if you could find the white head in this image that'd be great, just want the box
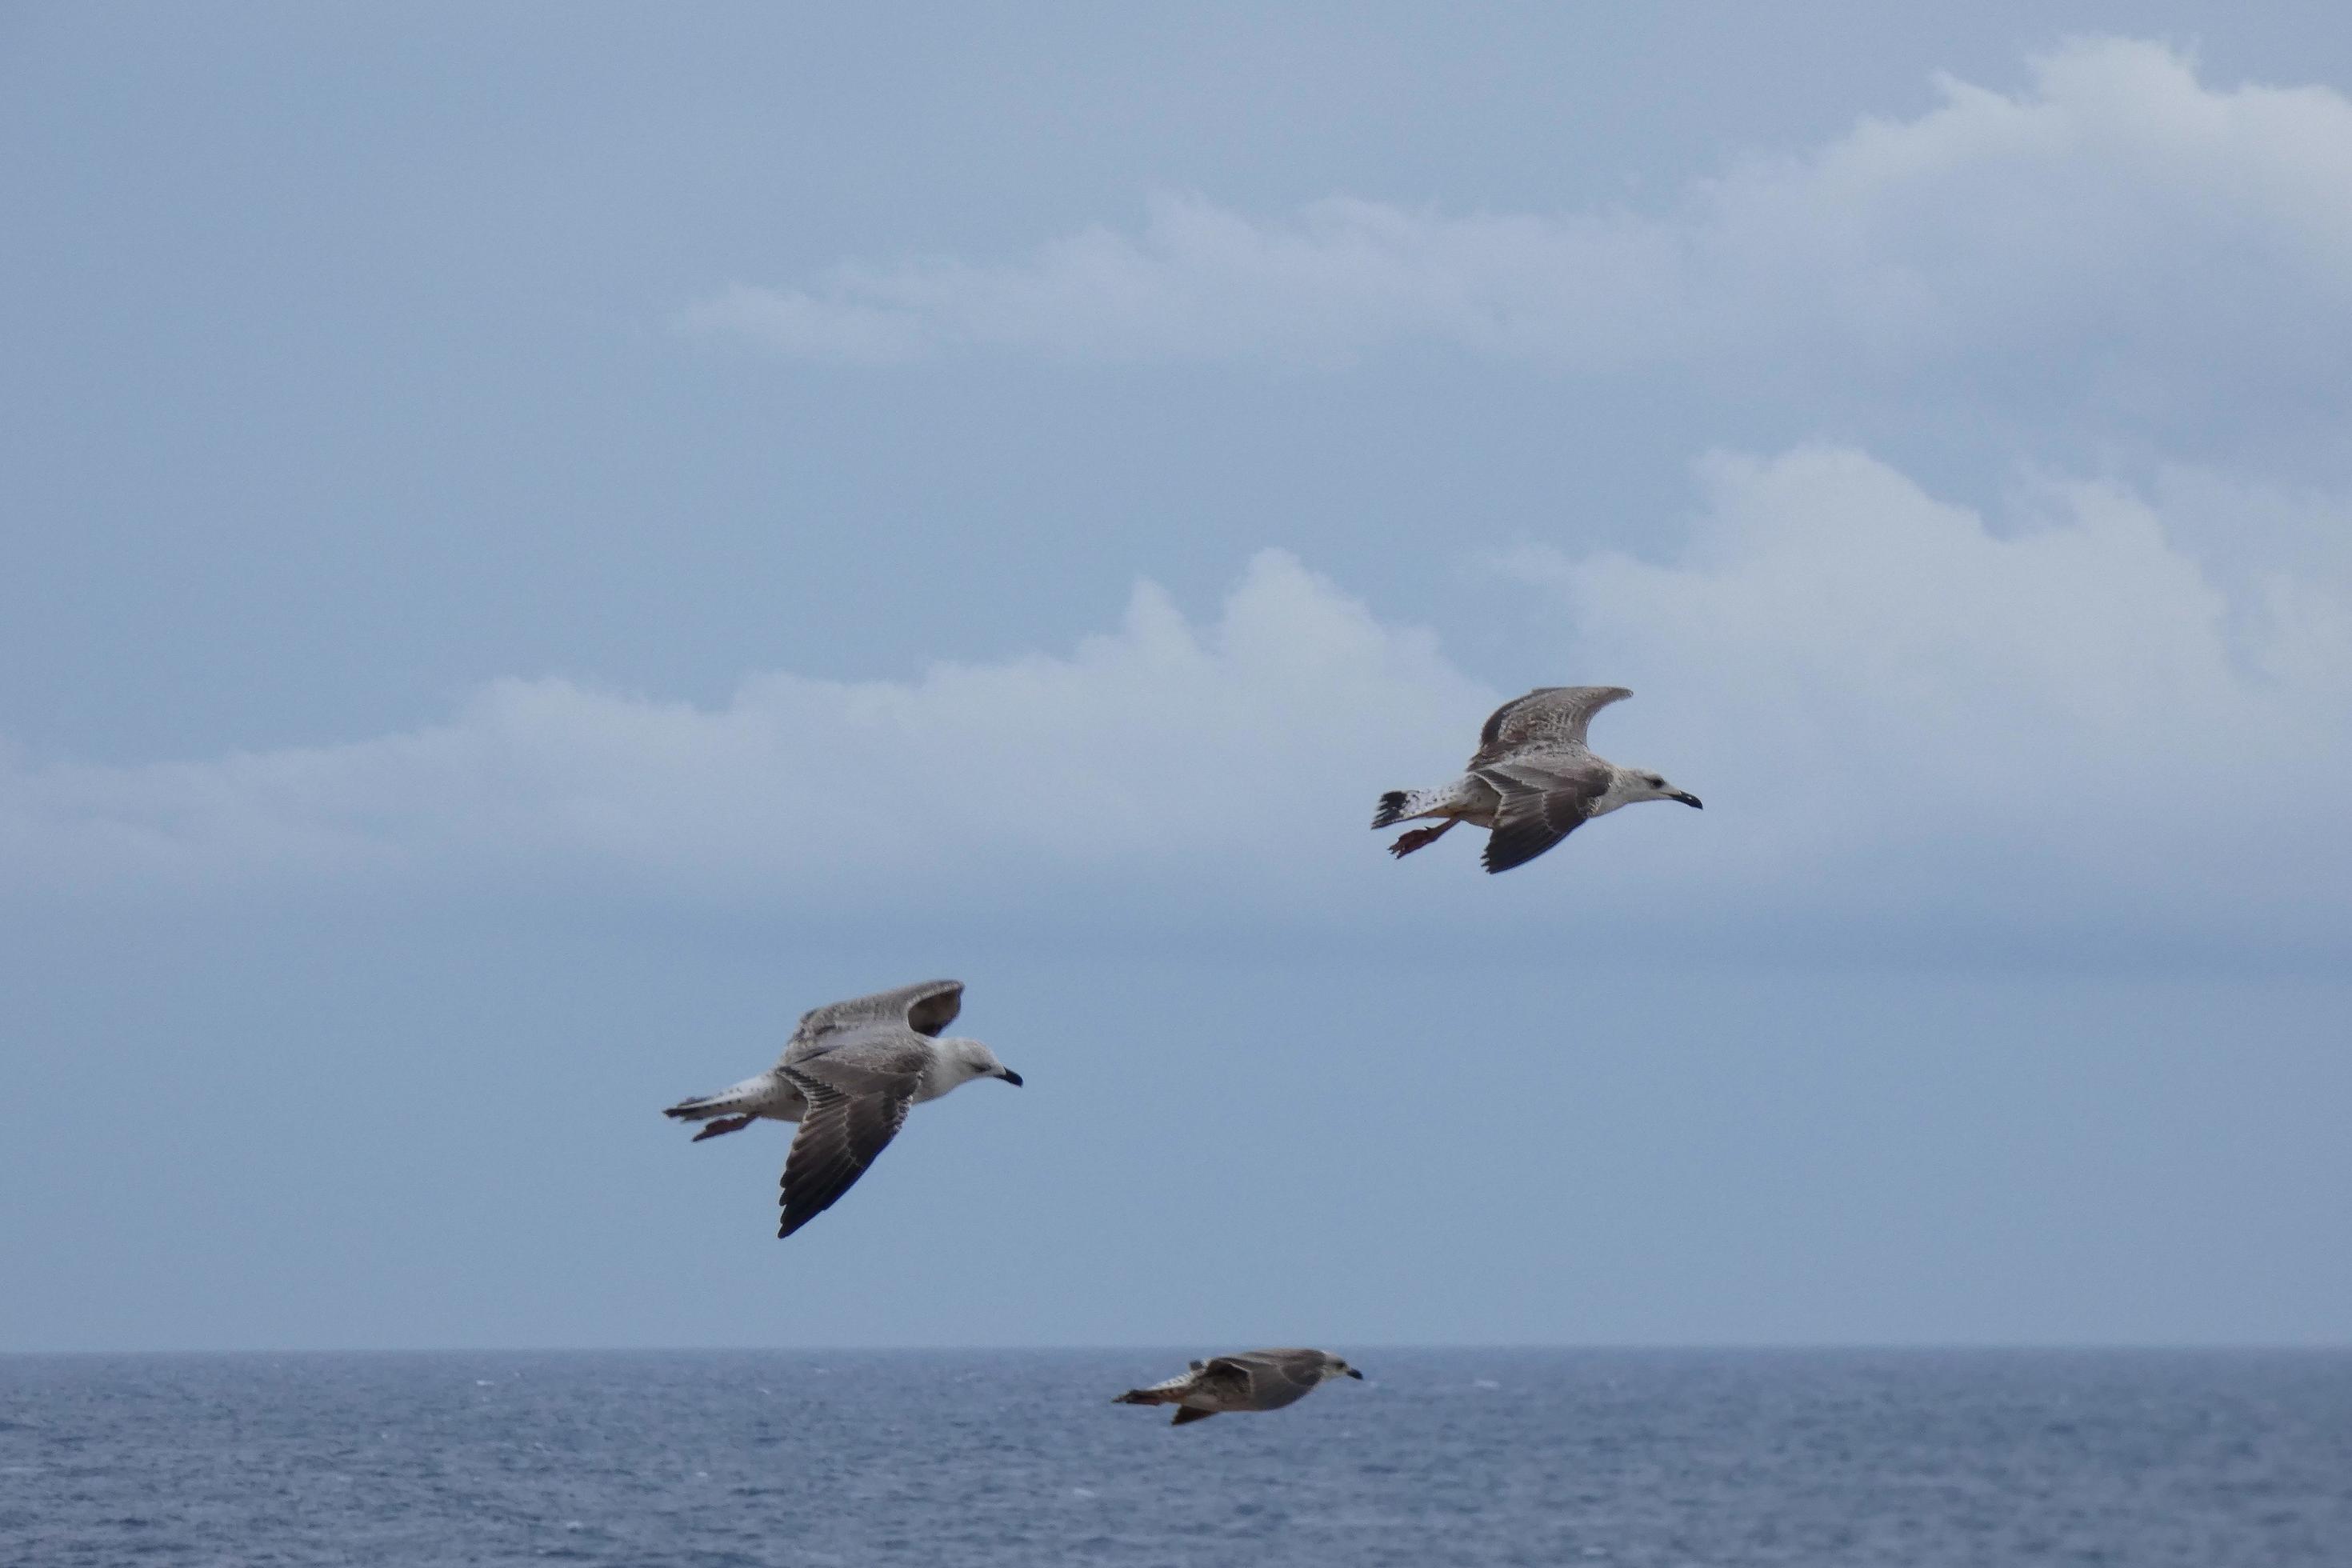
[939,1036,1023,1090]
[1622,766,1703,810]
[1318,1352,1366,1383]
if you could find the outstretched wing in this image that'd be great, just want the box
[774,1058,922,1238]
[1470,686,1632,765]
[1194,1357,1262,1406]
[1474,757,1612,874]
[781,979,964,1062]
[1211,1350,1322,1410]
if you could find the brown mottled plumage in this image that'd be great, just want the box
[1372,686,1702,873]
[662,979,1022,1238]
[1113,1349,1364,1424]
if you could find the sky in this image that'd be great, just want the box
[3,3,2349,1351]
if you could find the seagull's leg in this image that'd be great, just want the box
[691,1114,758,1142]
[1389,821,1457,858]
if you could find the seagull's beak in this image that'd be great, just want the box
[997,1068,1024,1086]
[1345,1367,1365,1379]
[1670,791,1703,809]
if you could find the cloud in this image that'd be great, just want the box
[1490,447,2352,947]
[682,39,2352,430]
[0,553,1488,913]
[8,454,2346,958]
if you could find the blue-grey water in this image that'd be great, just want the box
[4,1350,2348,1566]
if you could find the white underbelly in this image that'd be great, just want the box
[1442,776,1502,827]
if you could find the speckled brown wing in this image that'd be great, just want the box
[1474,757,1613,874]
[774,1066,918,1238]
[782,980,963,1061]
[1207,1351,1323,1411]
[1469,686,1632,766]
[771,1029,931,1238]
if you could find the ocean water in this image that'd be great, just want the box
[3,1350,2348,1566]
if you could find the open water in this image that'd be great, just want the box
[4,1349,2348,1566]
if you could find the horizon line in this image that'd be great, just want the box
[9,1340,2350,1358]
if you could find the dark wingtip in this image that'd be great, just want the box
[1371,790,1410,829]
[1482,822,1557,874]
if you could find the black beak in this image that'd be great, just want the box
[998,1069,1024,1086]
[1345,1367,1364,1379]
[1672,791,1702,809]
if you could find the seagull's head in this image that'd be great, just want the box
[944,1037,1023,1089]
[1322,1354,1366,1382]
[1630,768,1702,810]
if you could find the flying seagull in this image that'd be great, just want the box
[1372,686,1702,874]
[1114,1349,1364,1426]
[662,979,1022,1238]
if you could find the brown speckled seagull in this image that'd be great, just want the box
[1372,686,1701,873]
[1113,1349,1365,1426]
[662,979,1022,1238]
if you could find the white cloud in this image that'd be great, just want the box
[1491,447,2352,943]
[7,454,2346,958]
[0,553,1488,912]
[684,38,2352,413]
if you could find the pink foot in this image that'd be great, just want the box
[1390,823,1454,858]
[692,1114,757,1142]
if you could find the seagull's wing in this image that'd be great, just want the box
[1213,1350,1323,1410]
[1470,686,1632,765]
[777,979,963,1064]
[774,1036,928,1238]
[1474,756,1613,874]
[1194,1357,1263,1406]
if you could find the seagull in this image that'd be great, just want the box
[1372,685,1701,874]
[1114,1349,1364,1426]
[662,979,1022,1238]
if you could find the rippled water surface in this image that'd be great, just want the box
[4,1350,2349,1566]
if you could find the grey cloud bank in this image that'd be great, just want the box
[687,40,2352,405]
[8,451,2343,962]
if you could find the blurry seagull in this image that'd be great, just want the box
[1114,1349,1365,1426]
[1372,685,1701,874]
[662,979,1022,1238]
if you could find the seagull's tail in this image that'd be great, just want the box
[1113,1386,1175,1406]
[664,1077,766,1127]
[1113,1371,1196,1405]
[1372,788,1436,829]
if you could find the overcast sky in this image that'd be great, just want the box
[5,4,2349,1351]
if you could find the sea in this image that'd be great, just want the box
[4,1350,2348,1566]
